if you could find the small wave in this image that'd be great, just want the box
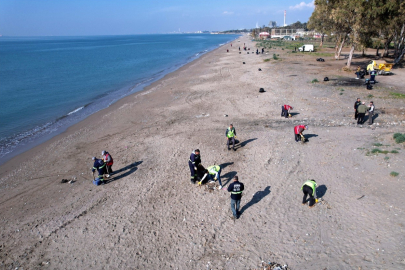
[67,106,84,115]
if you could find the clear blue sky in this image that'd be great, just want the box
[0,0,315,36]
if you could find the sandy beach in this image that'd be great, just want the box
[1,34,405,269]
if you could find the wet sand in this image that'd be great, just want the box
[1,34,405,269]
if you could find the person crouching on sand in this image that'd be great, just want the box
[281,104,293,118]
[301,179,317,208]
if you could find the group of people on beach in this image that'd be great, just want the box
[354,98,375,125]
[91,151,114,185]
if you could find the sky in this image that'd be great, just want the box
[0,0,315,36]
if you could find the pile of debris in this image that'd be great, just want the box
[260,261,290,270]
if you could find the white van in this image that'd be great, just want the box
[298,44,314,52]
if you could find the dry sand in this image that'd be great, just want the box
[1,34,405,269]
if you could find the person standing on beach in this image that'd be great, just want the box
[357,102,368,124]
[301,179,317,208]
[226,124,237,151]
[354,98,361,120]
[227,176,244,219]
[92,157,107,182]
[189,149,201,184]
[294,125,307,142]
[368,101,375,125]
[102,150,113,177]
[281,104,293,118]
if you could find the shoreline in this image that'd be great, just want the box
[0,35,239,169]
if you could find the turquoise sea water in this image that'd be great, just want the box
[0,34,238,164]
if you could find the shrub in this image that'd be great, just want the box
[393,133,405,143]
[373,143,383,147]
[273,54,278,60]
[311,78,319,83]
[391,150,399,154]
[390,171,399,177]
[264,59,271,62]
[367,94,374,98]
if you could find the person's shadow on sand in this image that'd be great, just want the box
[105,161,143,184]
[234,138,257,150]
[221,171,238,186]
[316,184,327,198]
[240,186,271,215]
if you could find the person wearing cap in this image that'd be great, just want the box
[356,102,368,124]
[294,125,307,142]
[225,124,237,151]
[353,98,361,120]
[189,149,201,184]
[92,157,107,183]
[301,179,317,208]
[102,150,114,177]
[227,176,244,219]
[281,105,293,118]
[368,101,375,125]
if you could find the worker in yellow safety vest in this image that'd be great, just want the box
[226,124,237,151]
[301,179,317,208]
[207,165,223,189]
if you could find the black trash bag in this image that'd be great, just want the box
[324,77,329,81]
[258,68,262,71]
[243,62,245,64]
[259,88,265,93]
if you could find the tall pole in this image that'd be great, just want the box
[284,10,286,26]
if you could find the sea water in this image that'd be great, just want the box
[0,34,239,165]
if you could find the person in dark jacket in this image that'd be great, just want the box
[227,176,244,219]
[92,157,107,182]
[368,101,375,125]
[354,98,361,120]
[188,149,201,184]
[225,124,237,151]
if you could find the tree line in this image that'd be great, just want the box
[308,0,405,67]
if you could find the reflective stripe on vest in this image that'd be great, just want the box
[231,191,243,194]
[301,180,317,196]
[227,128,235,138]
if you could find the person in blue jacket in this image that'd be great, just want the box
[92,157,107,183]
[227,176,244,219]
[188,149,201,184]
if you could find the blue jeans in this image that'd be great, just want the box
[230,199,241,218]
[208,169,222,186]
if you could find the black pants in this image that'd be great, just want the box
[189,162,196,183]
[354,110,358,120]
[295,133,302,142]
[302,185,315,206]
[281,106,288,118]
[357,113,365,124]
[227,137,235,149]
[106,165,113,174]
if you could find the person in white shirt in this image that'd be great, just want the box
[368,101,375,125]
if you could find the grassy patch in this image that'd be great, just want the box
[390,92,405,99]
[393,133,405,143]
[273,54,278,60]
[391,150,399,154]
[339,93,343,95]
[390,171,399,177]
[264,58,271,62]
[311,78,319,83]
[371,148,389,154]
[384,156,390,160]
[373,143,383,147]
[310,52,334,57]
[367,94,374,98]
